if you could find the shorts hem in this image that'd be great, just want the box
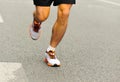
[54,2,76,6]
[33,0,76,6]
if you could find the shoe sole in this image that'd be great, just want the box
[44,58,61,67]
[29,24,41,40]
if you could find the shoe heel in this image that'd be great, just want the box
[44,58,48,63]
[44,58,53,67]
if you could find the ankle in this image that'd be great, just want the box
[33,19,41,32]
[47,45,55,52]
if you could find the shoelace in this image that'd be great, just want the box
[46,50,56,59]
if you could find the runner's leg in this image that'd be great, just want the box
[50,4,72,47]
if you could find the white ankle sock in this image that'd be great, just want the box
[47,45,55,52]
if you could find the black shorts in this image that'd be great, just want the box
[33,0,76,6]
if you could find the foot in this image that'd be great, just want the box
[44,50,61,67]
[29,19,41,40]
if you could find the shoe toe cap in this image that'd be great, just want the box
[30,28,39,40]
[48,59,60,65]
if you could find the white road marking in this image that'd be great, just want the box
[0,62,28,82]
[0,14,4,23]
[99,0,120,6]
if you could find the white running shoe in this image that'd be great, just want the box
[29,20,41,40]
[44,50,61,67]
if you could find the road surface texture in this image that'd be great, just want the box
[0,0,120,82]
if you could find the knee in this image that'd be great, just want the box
[36,12,48,22]
[34,10,49,22]
[57,9,70,25]
[60,9,70,19]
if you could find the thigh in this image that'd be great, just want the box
[36,6,50,15]
[58,4,72,11]
[35,6,50,20]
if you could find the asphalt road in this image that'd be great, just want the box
[0,0,120,82]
